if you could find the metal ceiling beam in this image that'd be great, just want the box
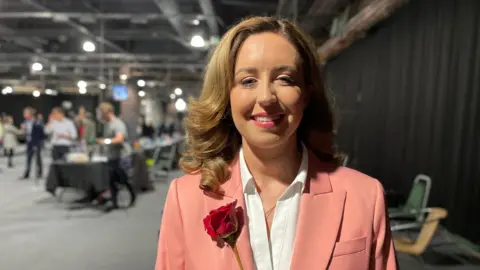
[220,0,277,9]
[0,24,46,52]
[276,0,299,20]
[0,53,197,61]
[0,61,203,69]
[21,0,131,55]
[197,0,219,37]
[301,0,350,33]
[0,29,180,40]
[0,12,200,21]
[152,0,187,38]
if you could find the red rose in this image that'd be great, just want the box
[203,200,239,241]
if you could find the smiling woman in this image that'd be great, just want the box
[156,17,397,270]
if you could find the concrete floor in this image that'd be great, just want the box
[0,154,174,270]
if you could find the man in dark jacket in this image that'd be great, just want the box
[21,107,45,179]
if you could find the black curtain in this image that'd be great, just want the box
[327,0,480,242]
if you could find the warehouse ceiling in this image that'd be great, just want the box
[0,0,353,98]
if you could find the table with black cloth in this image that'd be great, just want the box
[45,161,110,195]
[131,151,153,192]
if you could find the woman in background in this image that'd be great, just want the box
[3,116,20,168]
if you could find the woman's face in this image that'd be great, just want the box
[230,32,306,150]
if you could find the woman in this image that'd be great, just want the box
[156,17,397,270]
[3,116,20,168]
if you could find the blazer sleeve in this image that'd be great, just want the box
[370,181,398,270]
[155,179,185,270]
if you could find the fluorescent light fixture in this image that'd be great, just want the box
[137,79,146,87]
[175,98,187,112]
[190,35,205,48]
[138,90,146,97]
[82,41,96,52]
[31,62,43,71]
[79,87,87,94]
[45,89,58,95]
[99,83,106,90]
[174,87,182,95]
[33,90,41,97]
[169,93,176,100]
[77,80,87,88]
[120,74,128,81]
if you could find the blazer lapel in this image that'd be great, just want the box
[291,153,346,269]
[203,159,255,270]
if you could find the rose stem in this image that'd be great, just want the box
[233,244,244,270]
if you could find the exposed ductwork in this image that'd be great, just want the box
[21,0,131,55]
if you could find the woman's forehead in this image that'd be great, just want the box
[234,32,300,71]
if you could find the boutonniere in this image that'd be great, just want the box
[203,199,244,270]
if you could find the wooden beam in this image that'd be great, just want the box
[317,0,409,63]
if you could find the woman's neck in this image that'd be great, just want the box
[242,137,303,187]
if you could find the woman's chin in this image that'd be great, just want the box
[242,133,290,150]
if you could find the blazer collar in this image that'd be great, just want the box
[291,151,346,269]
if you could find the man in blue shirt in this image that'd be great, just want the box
[21,107,45,179]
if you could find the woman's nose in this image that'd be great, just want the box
[257,82,277,106]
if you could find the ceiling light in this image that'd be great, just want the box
[79,87,87,94]
[2,86,12,95]
[193,19,200,25]
[82,41,96,52]
[138,90,146,97]
[169,93,176,100]
[99,83,106,90]
[175,98,187,112]
[31,62,43,71]
[174,87,182,95]
[190,35,205,48]
[45,89,53,95]
[33,90,41,97]
[120,74,128,81]
[77,80,87,88]
[137,79,146,87]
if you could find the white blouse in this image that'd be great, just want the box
[239,145,308,270]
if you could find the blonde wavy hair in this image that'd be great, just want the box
[180,16,338,193]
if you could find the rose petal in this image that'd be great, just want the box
[203,215,217,237]
[203,200,240,239]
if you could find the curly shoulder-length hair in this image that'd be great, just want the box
[180,16,339,193]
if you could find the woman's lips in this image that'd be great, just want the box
[250,114,284,128]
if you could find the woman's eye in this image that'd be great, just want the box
[277,76,295,85]
[241,78,257,88]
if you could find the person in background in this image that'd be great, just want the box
[76,106,96,145]
[96,102,135,212]
[21,107,45,179]
[3,116,20,168]
[137,116,155,139]
[45,107,77,161]
[0,116,4,154]
[36,113,44,124]
[0,116,3,173]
